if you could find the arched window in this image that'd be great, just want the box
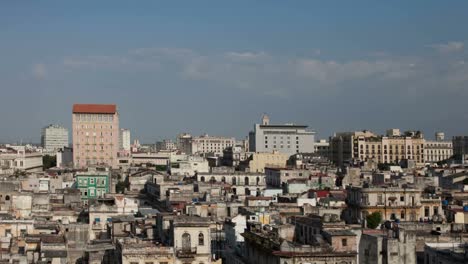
[245,188,251,196]
[200,176,205,182]
[210,177,216,183]
[221,176,226,183]
[232,177,237,185]
[198,233,204,246]
[256,176,260,185]
[245,177,249,185]
[5,195,10,201]
[182,233,191,250]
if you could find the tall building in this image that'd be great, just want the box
[119,128,131,151]
[177,133,193,154]
[72,104,119,168]
[453,136,468,161]
[41,124,69,152]
[249,114,315,156]
[191,134,235,156]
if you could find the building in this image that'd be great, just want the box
[315,139,330,159]
[0,146,43,174]
[247,151,289,173]
[330,129,426,166]
[41,124,69,152]
[241,216,358,264]
[156,139,177,151]
[177,133,193,155]
[425,132,453,163]
[56,147,73,168]
[72,104,119,168]
[171,216,212,264]
[360,228,416,264]
[192,134,235,156]
[265,167,311,188]
[453,136,468,162]
[119,129,131,151]
[249,114,315,156]
[222,146,250,167]
[117,238,174,264]
[345,186,442,223]
[424,243,468,264]
[75,168,111,205]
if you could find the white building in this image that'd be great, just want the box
[56,147,73,168]
[0,146,43,174]
[192,134,236,156]
[425,132,453,163]
[119,129,131,151]
[41,124,69,152]
[249,114,315,156]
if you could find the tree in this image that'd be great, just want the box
[366,212,382,229]
[43,155,56,170]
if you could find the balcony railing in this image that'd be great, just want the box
[176,247,197,258]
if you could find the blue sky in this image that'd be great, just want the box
[1,1,468,143]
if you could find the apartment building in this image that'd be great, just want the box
[346,186,442,223]
[249,114,315,156]
[41,124,69,152]
[119,129,131,151]
[330,129,426,166]
[425,132,453,163]
[72,104,119,168]
[192,134,235,156]
[0,146,43,174]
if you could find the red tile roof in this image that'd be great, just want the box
[72,104,116,114]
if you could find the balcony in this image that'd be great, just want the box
[176,247,197,258]
[92,224,103,230]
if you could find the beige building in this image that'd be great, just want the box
[192,134,235,156]
[330,129,426,166]
[172,216,212,264]
[117,238,174,264]
[346,186,442,223]
[248,151,289,173]
[0,147,43,174]
[72,104,119,168]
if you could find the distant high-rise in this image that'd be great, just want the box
[119,129,131,151]
[249,115,315,156]
[72,104,119,168]
[177,133,193,154]
[41,124,69,152]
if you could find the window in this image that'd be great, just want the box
[182,233,191,250]
[400,196,405,202]
[341,238,347,246]
[424,206,430,217]
[198,233,204,246]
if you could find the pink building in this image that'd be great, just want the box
[72,104,119,168]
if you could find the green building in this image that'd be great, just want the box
[75,169,111,204]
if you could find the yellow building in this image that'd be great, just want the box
[248,151,289,173]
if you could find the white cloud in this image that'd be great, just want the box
[429,41,464,53]
[32,64,47,79]
[224,51,268,61]
[56,46,468,97]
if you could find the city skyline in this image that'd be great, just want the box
[1,1,468,142]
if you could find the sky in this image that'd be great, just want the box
[1,1,468,143]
